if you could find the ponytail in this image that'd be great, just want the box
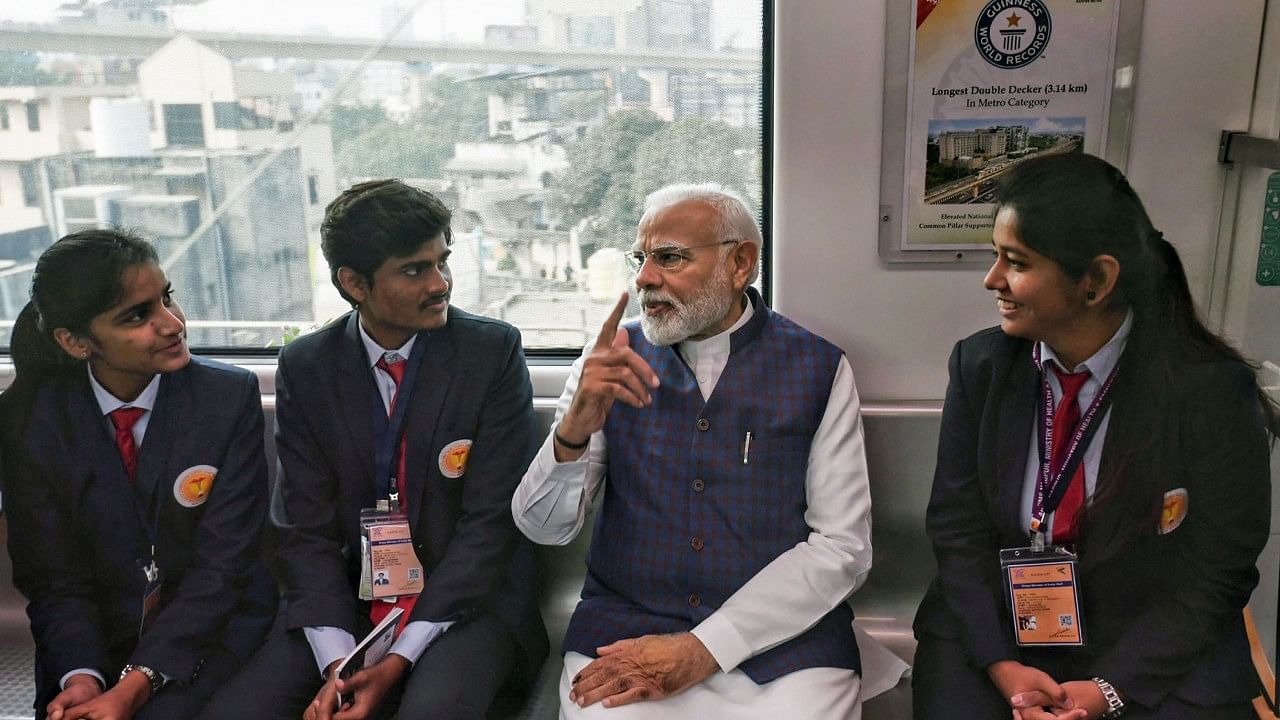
[0,302,81,444]
[1149,235,1222,361]
[11,301,81,385]
[1149,234,1279,434]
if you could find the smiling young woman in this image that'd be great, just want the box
[0,229,277,720]
[913,153,1279,720]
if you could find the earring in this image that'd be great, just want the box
[1086,291,1097,301]
[81,351,89,360]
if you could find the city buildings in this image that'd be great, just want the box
[0,34,335,344]
[0,0,762,348]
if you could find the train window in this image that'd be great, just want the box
[0,0,767,353]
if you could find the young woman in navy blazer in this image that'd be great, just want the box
[913,154,1277,720]
[0,229,276,720]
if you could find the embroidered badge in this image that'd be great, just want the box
[174,465,217,508]
[438,440,472,479]
[1159,488,1188,535]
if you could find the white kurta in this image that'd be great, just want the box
[513,300,906,718]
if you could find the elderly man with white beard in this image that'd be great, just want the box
[512,183,876,719]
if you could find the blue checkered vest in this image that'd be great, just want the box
[562,290,861,683]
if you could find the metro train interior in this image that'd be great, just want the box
[0,0,1278,718]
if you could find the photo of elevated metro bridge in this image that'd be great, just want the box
[923,116,1085,205]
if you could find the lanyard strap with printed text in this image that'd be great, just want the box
[371,334,428,511]
[109,419,164,609]
[1029,344,1120,543]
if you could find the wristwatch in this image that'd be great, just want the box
[119,664,165,696]
[1092,677,1125,718]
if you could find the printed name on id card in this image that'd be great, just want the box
[1000,547,1085,647]
[360,513,424,601]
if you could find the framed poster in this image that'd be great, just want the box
[878,0,1145,265]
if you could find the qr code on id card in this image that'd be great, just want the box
[408,568,421,580]
[1058,614,1073,628]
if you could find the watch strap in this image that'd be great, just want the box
[119,664,164,696]
[554,429,590,450]
[1092,677,1125,718]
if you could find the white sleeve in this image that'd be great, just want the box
[691,356,873,672]
[512,348,609,546]
[60,669,105,690]
[389,619,454,665]
[303,626,357,677]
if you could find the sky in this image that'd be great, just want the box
[928,117,1087,134]
[1,0,762,48]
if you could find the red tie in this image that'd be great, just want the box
[1050,366,1091,544]
[109,407,147,483]
[370,354,417,633]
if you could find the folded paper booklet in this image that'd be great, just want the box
[335,606,403,688]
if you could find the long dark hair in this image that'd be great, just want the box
[994,153,1278,556]
[0,229,159,438]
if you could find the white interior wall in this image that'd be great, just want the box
[1226,0,1280,372]
[772,0,1268,402]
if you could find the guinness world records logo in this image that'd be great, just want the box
[974,0,1052,69]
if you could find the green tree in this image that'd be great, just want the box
[551,109,666,239]
[410,74,490,141]
[327,103,387,139]
[334,123,455,179]
[630,118,757,213]
[329,75,489,180]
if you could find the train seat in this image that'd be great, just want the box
[0,401,935,719]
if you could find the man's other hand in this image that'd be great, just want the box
[569,633,720,709]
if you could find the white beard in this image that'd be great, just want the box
[637,262,736,347]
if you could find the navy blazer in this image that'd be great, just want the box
[270,309,547,682]
[914,327,1271,710]
[2,357,277,707]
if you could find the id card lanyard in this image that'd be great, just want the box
[124,461,164,640]
[999,348,1121,648]
[370,335,428,513]
[1027,344,1119,551]
[360,334,428,601]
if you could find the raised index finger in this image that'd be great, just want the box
[593,292,630,351]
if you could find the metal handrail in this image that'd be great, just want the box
[1219,130,1280,169]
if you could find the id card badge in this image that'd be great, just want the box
[138,549,163,640]
[1000,545,1085,647]
[359,509,424,601]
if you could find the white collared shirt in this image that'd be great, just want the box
[512,295,874,674]
[88,367,161,448]
[303,319,452,677]
[358,322,417,413]
[1019,312,1134,537]
[678,296,753,399]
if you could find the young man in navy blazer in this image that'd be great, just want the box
[206,180,546,720]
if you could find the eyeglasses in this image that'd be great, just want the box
[625,240,740,273]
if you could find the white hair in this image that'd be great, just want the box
[641,182,761,284]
